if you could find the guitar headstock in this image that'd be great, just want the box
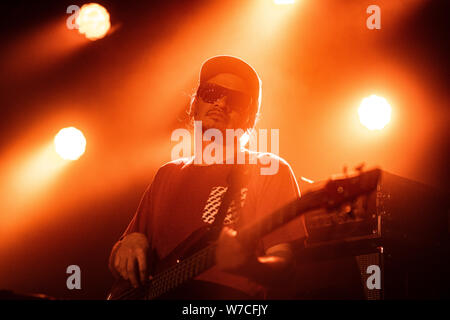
[323,168,381,209]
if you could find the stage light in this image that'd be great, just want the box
[54,127,86,160]
[274,0,295,4]
[75,3,111,40]
[358,95,391,130]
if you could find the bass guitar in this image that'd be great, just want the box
[107,168,381,300]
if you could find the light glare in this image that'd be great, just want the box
[75,3,111,40]
[358,95,392,130]
[54,127,86,160]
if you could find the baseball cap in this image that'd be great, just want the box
[199,55,261,130]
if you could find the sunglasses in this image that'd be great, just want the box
[197,82,252,112]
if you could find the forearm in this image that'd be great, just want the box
[216,229,297,287]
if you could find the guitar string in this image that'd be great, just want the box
[114,243,216,300]
[147,245,216,299]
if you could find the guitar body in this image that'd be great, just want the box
[107,225,216,300]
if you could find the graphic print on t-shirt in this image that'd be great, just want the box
[202,186,248,225]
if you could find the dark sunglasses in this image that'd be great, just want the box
[197,82,252,111]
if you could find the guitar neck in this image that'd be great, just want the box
[237,189,325,247]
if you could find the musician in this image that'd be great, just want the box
[108,56,307,299]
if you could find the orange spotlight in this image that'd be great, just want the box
[358,95,392,130]
[54,127,86,160]
[75,3,111,40]
[274,0,295,4]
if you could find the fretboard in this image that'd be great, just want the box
[145,243,217,299]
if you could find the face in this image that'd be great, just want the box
[194,73,251,133]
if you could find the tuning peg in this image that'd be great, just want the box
[355,163,366,173]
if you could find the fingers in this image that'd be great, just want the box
[127,257,139,288]
[109,242,123,279]
[114,250,147,287]
[110,254,120,279]
[109,233,149,286]
[136,249,148,283]
[226,227,237,237]
[118,255,128,280]
[216,227,250,271]
[219,226,237,241]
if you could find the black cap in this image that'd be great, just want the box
[199,55,261,130]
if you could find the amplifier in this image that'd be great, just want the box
[292,170,449,299]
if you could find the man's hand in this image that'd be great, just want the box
[215,227,295,287]
[216,227,252,271]
[109,232,149,288]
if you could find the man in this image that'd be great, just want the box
[108,56,306,299]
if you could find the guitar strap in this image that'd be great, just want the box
[209,163,250,239]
